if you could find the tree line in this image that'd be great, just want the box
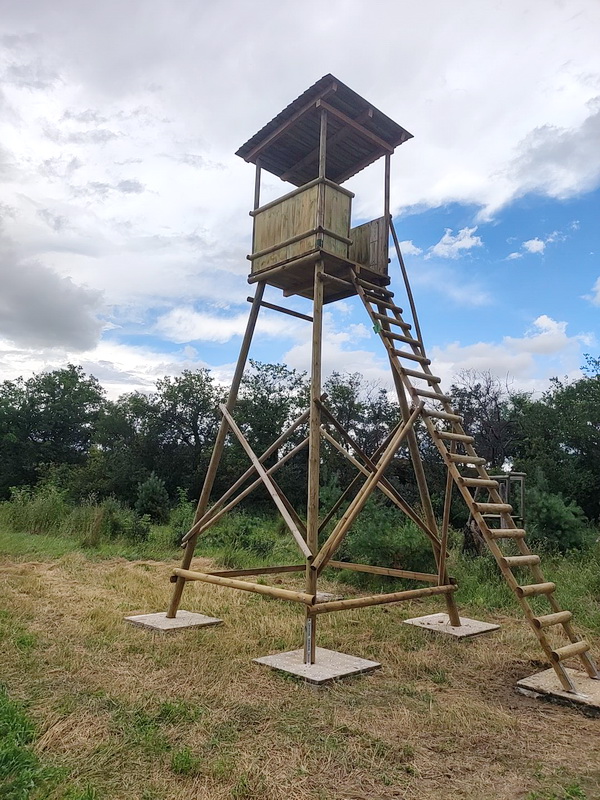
[1,356,598,538]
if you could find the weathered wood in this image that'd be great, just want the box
[207,565,305,578]
[316,99,394,154]
[247,297,313,322]
[328,560,445,584]
[305,260,325,663]
[166,282,266,618]
[310,584,457,615]
[318,108,327,178]
[180,437,309,544]
[219,404,312,558]
[173,568,315,605]
[390,218,424,349]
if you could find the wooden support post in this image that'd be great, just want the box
[166,282,266,618]
[304,259,325,664]
[439,443,461,626]
[383,153,391,230]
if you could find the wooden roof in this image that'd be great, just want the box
[235,74,412,187]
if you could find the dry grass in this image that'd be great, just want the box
[1,552,600,800]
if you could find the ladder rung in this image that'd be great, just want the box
[381,330,421,347]
[488,528,526,539]
[438,431,474,443]
[373,312,411,330]
[461,477,497,487]
[366,296,403,313]
[516,582,555,598]
[501,555,540,568]
[551,641,590,662]
[414,388,452,402]
[357,278,393,296]
[475,503,513,514]
[403,368,440,383]
[424,409,462,422]
[391,348,430,364]
[533,611,573,629]
[449,454,487,465]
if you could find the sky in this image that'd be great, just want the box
[0,0,599,399]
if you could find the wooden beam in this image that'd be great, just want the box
[167,282,266,617]
[316,99,394,154]
[310,584,457,615]
[174,568,315,605]
[243,82,337,163]
[219,404,312,559]
[247,297,313,323]
[280,108,373,182]
[206,565,305,578]
[327,561,447,584]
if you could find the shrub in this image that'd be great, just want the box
[335,500,436,586]
[168,488,196,546]
[135,473,169,523]
[526,488,591,552]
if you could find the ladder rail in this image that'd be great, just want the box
[351,267,599,692]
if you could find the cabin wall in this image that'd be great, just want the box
[348,216,389,277]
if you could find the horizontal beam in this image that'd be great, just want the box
[247,297,313,323]
[310,584,457,615]
[316,99,394,154]
[173,568,315,605]
[206,564,305,578]
[327,561,449,584]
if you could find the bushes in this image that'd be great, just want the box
[334,500,436,587]
[135,473,169,523]
[169,488,195,546]
[0,485,150,545]
[526,488,591,552]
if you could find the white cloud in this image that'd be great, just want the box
[427,226,482,259]
[583,277,600,306]
[399,240,422,256]
[506,252,522,260]
[154,306,306,344]
[522,237,546,254]
[429,315,594,392]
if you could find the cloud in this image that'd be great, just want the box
[154,306,306,344]
[430,315,594,391]
[0,235,103,350]
[522,237,545,254]
[399,240,422,256]
[506,252,522,260]
[427,226,482,259]
[583,277,600,306]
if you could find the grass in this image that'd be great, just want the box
[1,520,600,800]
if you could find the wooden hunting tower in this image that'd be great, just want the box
[131,75,599,698]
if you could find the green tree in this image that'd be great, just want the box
[135,472,169,522]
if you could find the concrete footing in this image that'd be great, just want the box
[403,612,500,638]
[517,667,600,713]
[124,610,223,633]
[253,647,381,685]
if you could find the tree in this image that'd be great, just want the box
[135,472,169,523]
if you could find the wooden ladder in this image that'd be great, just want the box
[352,270,599,694]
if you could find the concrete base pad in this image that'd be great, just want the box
[124,610,223,633]
[253,647,381,685]
[403,612,500,638]
[517,668,600,713]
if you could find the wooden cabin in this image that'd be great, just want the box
[236,74,412,302]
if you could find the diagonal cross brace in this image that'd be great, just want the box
[219,404,312,559]
[317,401,442,551]
[312,402,425,573]
[320,427,443,553]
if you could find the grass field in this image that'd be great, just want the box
[1,527,600,800]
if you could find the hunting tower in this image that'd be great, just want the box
[129,75,599,699]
